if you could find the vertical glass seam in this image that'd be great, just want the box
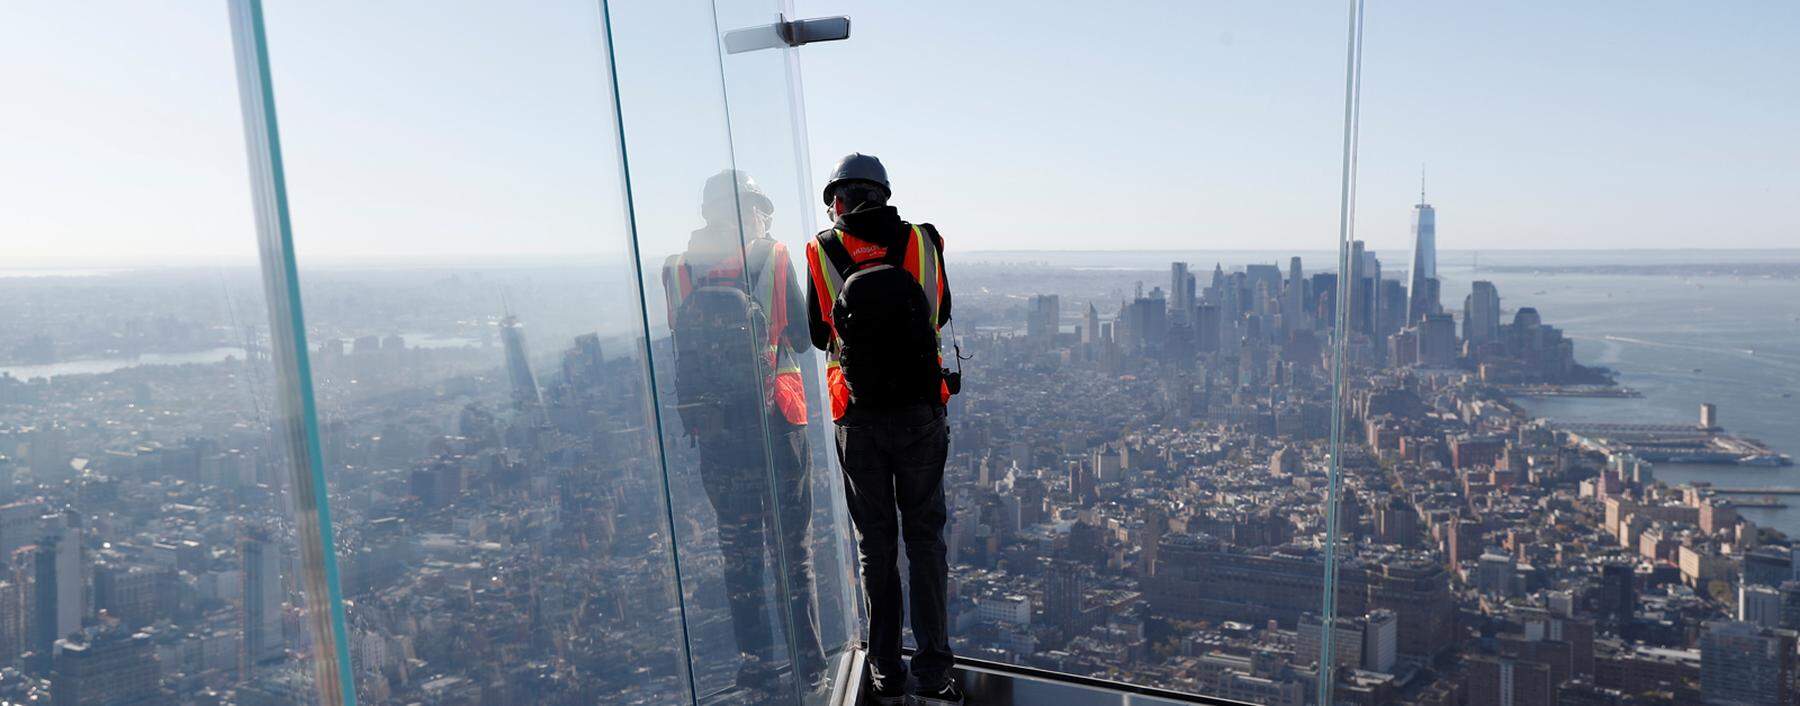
[1318,0,1366,702]
[225,1,358,704]
[593,1,701,703]
[779,7,863,649]
[704,3,808,701]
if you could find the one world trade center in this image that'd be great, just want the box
[1406,175,1439,324]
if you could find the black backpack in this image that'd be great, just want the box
[671,242,774,436]
[819,231,942,409]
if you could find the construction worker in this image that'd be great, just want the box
[664,170,825,698]
[805,153,962,705]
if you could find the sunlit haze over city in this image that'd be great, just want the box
[2,2,1798,706]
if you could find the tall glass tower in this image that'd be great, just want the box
[499,314,542,416]
[1405,180,1439,325]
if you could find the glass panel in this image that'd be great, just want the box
[713,0,863,683]
[255,2,691,703]
[0,3,337,703]
[605,0,861,702]
[791,1,1372,702]
[1351,4,1800,706]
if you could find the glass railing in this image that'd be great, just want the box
[4,1,1795,705]
[1316,3,1798,706]
[604,0,863,701]
[782,2,1373,703]
[0,3,340,703]
[253,2,704,703]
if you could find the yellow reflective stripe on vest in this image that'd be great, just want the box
[820,232,847,304]
[766,341,802,374]
[915,226,942,328]
[753,248,779,334]
[820,232,848,363]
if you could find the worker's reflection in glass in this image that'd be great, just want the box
[663,170,825,699]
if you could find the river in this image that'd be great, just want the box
[0,347,249,381]
[1460,265,1800,535]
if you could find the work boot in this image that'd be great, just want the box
[866,670,908,706]
[912,679,964,705]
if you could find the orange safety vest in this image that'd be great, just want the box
[666,239,809,426]
[806,224,949,421]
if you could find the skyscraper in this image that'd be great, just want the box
[561,332,605,385]
[51,629,160,706]
[1363,609,1398,673]
[1378,278,1406,340]
[241,526,285,677]
[1464,281,1502,345]
[49,518,79,639]
[1253,278,1276,318]
[0,501,42,562]
[28,425,69,482]
[1027,294,1061,345]
[1046,561,1083,636]
[1348,240,1369,337]
[1244,264,1282,311]
[1169,262,1193,326]
[28,522,81,674]
[1282,256,1305,335]
[499,314,543,417]
[1406,181,1439,324]
[1600,562,1636,628]
[1700,620,1796,706]
[1297,612,1364,671]
[1467,654,1553,706]
[1194,304,1221,353]
[1120,291,1167,354]
[1218,274,1243,338]
[1741,584,1784,628]
[1310,272,1337,325]
[0,579,17,659]
[1418,312,1458,367]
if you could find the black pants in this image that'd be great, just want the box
[835,403,954,686]
[698,418,826,680]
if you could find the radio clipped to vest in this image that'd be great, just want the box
[944,317,967,395]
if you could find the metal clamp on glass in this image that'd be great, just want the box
[724,15,851,54]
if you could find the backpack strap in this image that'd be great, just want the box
[678,257,697,296]
[817,230,857,280]
[739,238,776,292]
[881,230,911,268]
[686,238,776,291]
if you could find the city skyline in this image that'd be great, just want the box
[5,2,1800,704]
[3,235,1798,703]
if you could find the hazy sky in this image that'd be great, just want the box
[796,0,1800,253]
[2,1,1795,265]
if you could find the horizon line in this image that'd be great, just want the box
[6,246,1800,272]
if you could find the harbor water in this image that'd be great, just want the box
[1471,263,1800,536]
